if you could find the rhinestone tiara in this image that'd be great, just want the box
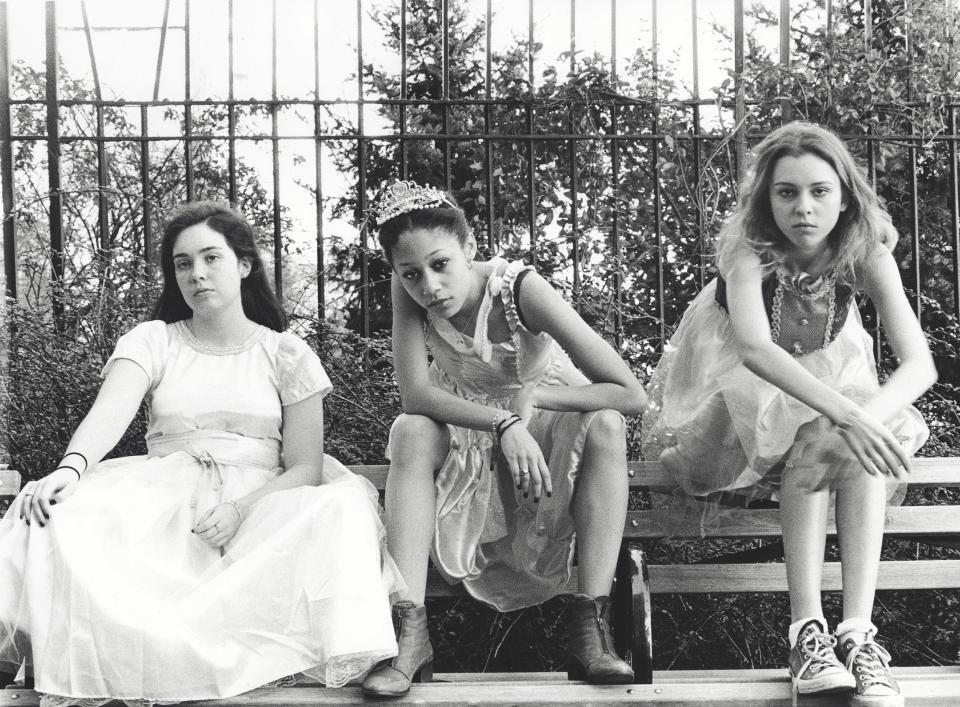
[372,180,458,225]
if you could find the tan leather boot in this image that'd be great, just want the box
[566,593,634,684]
[362,601,434,697]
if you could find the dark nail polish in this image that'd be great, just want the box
[516,484,521,489]
[524,492,529,498]
[534,497,540,503]
[547,492,552,498]
[50,500,56,505]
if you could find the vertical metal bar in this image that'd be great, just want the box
[80,1,109,254]
[569,0,579,303]
[184,0,194,200]
[140,105,153,271]
[908,125,920,318]
[314,0,324,318]
[0,3,17,301]
[271,0,282,299]
[652,0,664,345]
[45,0,64,327]
[153,0,171,101]
[441,0,450,190]
[484,0,494,250]
[399,0,407,180]
[95,104,109,252]
[692,0,704,288]
[527,0,537,266]
[228,0,237,204]
[356,0,370,336]
[733,0,745,179]
[610,0,622,346]
[864,0,872,47]
[950,106,960,317]
[779,0,790,121]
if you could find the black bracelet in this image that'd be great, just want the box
[61,451,89,474]
[497,416,523,441]
[55,465,81,481]
[495,414,521,437]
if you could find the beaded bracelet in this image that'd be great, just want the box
[55,465,82,481]
[491,410,512,436]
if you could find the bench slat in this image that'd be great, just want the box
[648,559,960,593]
[0,470,21,497]
[350,457,960,492]
[626,505,960,539]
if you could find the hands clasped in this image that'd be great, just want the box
[835,406,911,482]
[192,501,244,548]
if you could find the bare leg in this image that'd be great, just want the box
[384,414,449,604]
[780,468,831,622]
[574,410,629,598]
[835,472,887,620]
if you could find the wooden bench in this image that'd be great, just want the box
[2,460,959,705]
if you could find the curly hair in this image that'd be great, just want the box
[716,122,897,283]
[152,201,287,331]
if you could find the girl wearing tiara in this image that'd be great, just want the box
[361,180,647,695]
[643,123,934,705]
[1,202,402,705]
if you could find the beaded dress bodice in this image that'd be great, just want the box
[715,269,853,356]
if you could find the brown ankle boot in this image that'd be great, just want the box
[362,601,434,697]
[566,593,634,684]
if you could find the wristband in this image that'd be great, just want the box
[496,413,521,437]
[60,451,89,474]
[497,416,523,441]
[55,465,81,481]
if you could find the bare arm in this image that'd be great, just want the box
[857,248,937,420]
[21,358,151,525]
[512,271,646,416]
[193,393,326,548]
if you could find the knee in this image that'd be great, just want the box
[586,409,626,449]
[389,414,447,464]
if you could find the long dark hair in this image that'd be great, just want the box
[152,201,287,331]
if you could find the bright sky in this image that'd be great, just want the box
[2,0,792,313]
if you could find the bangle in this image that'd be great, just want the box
[60,451,89,474]
[497,416,523,441]
[496,413,521,437]
[491,410,511,436]
[226,500,243,523]
[55,465,81,481]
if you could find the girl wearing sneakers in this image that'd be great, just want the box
[643,122,935,705]
[361,180,647,696]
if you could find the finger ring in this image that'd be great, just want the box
[23,493,33,498]
[520,469,530,476]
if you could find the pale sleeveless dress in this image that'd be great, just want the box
[389,258,611,612]
[0,320,403,706]
[642,269,928,523]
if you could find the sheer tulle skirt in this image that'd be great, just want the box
[642,280,928,532]
[0,449,402,706]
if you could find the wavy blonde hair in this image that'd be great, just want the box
[716,122,896,284]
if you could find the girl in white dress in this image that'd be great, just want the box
[0,201,401,705]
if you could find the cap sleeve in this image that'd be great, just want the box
[277,332,332,405]
[101,320,168,386]
[498,259,536,334]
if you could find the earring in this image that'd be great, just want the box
[468,261,473,270]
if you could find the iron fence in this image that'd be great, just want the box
[0,0,958,349]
